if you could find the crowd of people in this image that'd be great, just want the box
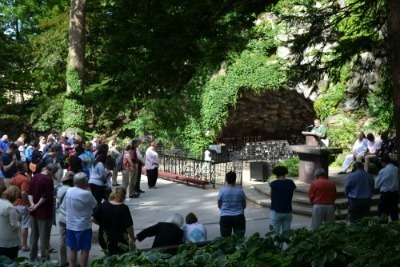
[0,129,398,265]
[0,131,211,266]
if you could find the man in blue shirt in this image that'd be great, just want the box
[375,155,399,222]
[0,135,9,154]
[67,132,75,147]
[344,162,375,223]
[1,144,18,179]
[0,157,5,187]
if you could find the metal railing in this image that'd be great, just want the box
[158,154,243,187]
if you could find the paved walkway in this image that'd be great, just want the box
[19,167,312,265]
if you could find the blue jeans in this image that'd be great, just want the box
[270,210,292,234]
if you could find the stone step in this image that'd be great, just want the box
[253,183,382,207]
[245,185,386,220]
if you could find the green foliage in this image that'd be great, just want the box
[31,6,69,96]
[287,218,400,267]
[200,19,285,141]
[63,67,86,129]
[277,157,299,178]
[115,12,287,156]
[314,83,346,120]
[328,119,359,150]
[30,94,65,131]
[63,98,86,130]
[7,218,400,267]
[92,233,291,267]
[313,62,351,121]
[275,0,393,128]
[366,67,395,131]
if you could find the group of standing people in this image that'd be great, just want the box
[268,166,336,233]
[344,155,399,223]
[268,154,399,236]
[0,130,165,265]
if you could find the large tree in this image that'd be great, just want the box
[63,0,86,129]
[387,0,400,163]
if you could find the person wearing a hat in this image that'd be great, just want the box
[57,171,75,267]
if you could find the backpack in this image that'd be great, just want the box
[116,154,124,171]
[60,153,69,169]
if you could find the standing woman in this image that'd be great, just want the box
[121,144,134,195]
[88,153,110,205]
[85,142,95,178]
[0,186,21,260]
[217,172,246,237]
[92,187,135,255]
[135,139,145,194]
[269,166,297,234]
[145,142,159,189]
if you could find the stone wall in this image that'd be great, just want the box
[219,88,315,147]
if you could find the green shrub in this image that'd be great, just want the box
[269,157,299,180]
[8,218,400,267]
[287,217,400,267]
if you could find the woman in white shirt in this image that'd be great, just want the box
[0,186,21,260]
[145,142,159,189]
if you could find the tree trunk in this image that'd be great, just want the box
[63,0,87,130]
[386,0,400,167]
[67,0,86,93]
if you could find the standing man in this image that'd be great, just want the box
[2,144,19,185]
[344,162,375,223]
[375,155,399,222]
[65,172,97,267]
[339,131,368,174]
[0,134,9,154]
[67,132,76,148]
[28,163,58,261]
[311,119,327,139]
[145,142,159,189]
[308,168,337,229]
[135,139,145,194]
[364,133,382,172]
[11,161,31,252]
[311,119,328,146]
[43,138,55,154]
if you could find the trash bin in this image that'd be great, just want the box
[250,162,269,182]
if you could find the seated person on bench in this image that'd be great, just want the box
[338,131,368,174]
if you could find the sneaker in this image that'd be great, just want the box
[129,193,140,198]
[138,189,145,193]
